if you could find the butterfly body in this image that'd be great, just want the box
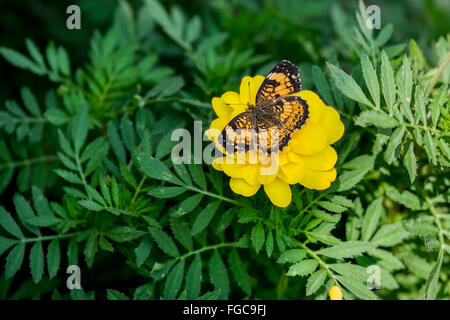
[218,60,309,154]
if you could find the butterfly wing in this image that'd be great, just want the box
[264,96,309,150]
[255,60,302,105]
[217,112,258,154]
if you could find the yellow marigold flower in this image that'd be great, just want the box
[329,285,343,300]
[206,75,344,207]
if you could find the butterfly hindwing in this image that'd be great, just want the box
[255,60,302,105]
[217,112,257,154]
[263,96,309,150]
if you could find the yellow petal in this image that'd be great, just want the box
[222,163,244,179]
[263,178,292,207]
[329,285,343,300]
[212,157,224,171]
[295,90,325,123]
[242,164,259,185]
[300,145,338,171]
[298,168,337,190]
[287,151,303,164]
[208,117,228,133]
[212,97,231,119]
[322,106,345,144]
[205,123,224,142]
[240,75,265,106]
[230,178,260,197]
[279,161,306,184]
[290,122,328,155]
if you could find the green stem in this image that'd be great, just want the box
[425,196,446,247]
[17,231,81,244]
[185,185,252,208]
[75,154,89,198]
[0,155,58,170]
[427,51,450,96]
[176,242,237,261]
[298,241,337,283]
[289,191,328,227]
[128,176,147,209]
[9,117,48,124]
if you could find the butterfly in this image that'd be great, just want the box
[217,60,309,155]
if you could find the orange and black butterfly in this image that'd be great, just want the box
[217,60,309,154]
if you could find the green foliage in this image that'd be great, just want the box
[0,0,449,300]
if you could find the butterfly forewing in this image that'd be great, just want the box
[255,60,302,105]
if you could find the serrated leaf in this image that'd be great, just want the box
[327,62,373,107]
[191,201,220,236]
[386,189,421,211]
[209,250,229,299]
[251,222,265,254]
[361,198,384,241]
[78,200,104,212]
[306,269,327,296]
[148,227,180,257]
[135,151,182,185]
[135,235,151,268]
[336,275,378,300]
[228,249,251,296]
[148,187,187,199]
[106,226,145,243]
[21,87,41,116]
[266,230,274,258]
[286,259,318,277]
[337,168,369,192]
[30,242,44,283]
[424,249,443,300]
[189,164,207,190]
[0,46,44,75]
[164,259,185,300]
[431,84,446,128]
[312,65,334,105]
[107,289,129,300]
[47,239,60,279]
[317,201,347,213]
[384,126,406,164]
[185,254,202,299]
[71,105,88,154]
[403,141,417,183]
[414,86,427,125]
[317,241,376,259]
[5,243,25,279]
[170,217,193,251]
[55,169,82,184]
[173,194,203,217]
[0,207,24,239]
[330,263,367,283]
[380,51,396,114]
[58,130,75,157]
[355,110,398,128]
[108,121,126,164]
[424,131,437,165]
[361,53,380,108]
[371,222,409,246]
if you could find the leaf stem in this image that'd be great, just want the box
[0,155,58,170]
[176,242,237,261]
[186,185,252,208]
[17,231,81,244]
[427,50,450,96]
[297,240,337,283]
